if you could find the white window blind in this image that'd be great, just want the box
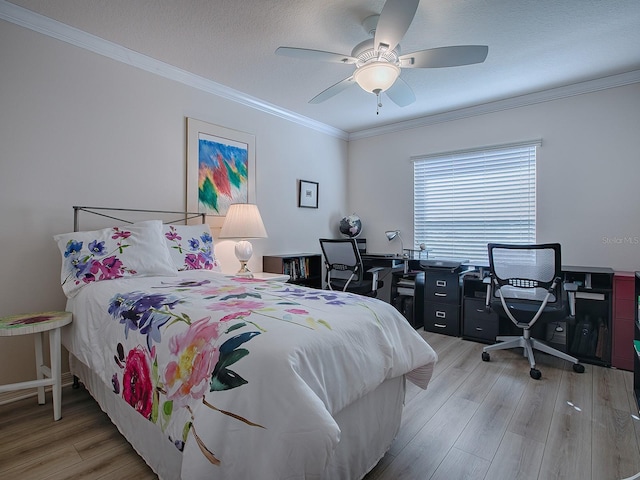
[413,141,539,264]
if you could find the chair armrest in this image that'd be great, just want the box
[366,267,385,274]
[563,282,578,292]
[367,267,384,292]
[563,282,577,317]
[483,276,492,310]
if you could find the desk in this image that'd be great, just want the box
[461,265,613,367]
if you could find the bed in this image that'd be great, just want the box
[55,207,438,480]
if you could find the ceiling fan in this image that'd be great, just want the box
[275,0,488,111]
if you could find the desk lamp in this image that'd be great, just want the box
[219,203,268,277]
[385,230,405,257]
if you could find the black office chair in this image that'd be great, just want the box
[481,243,585,379]
[319,238,383,297]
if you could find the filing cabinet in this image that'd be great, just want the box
[423,268,462,336]
[462,276,499,343]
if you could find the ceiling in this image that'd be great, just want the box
[6,0,640,135]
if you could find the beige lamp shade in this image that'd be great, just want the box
[219,203,268,239]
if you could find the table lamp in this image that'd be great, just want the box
[219,203,268,277]
[385,229,405,257]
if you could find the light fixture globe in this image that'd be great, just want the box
[353,61,400,93]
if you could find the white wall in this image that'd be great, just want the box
[348,83,640,271]
[0,21,348,385]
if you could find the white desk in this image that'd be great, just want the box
[0,311,72,420]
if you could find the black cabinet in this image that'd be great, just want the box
[462,276,498,343]
[391,271,424,329]
[422,267,462,336]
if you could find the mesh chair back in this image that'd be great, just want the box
[489,243,562,303]
[319,238,364,283]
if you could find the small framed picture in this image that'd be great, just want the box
[298,180,319,208]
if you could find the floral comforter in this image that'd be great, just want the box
[64,270,437,479]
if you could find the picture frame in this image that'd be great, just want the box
[298,180,318,208]
[186,117,256,228]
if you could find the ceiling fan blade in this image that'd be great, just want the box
[309,77,356,104]
[385,77,416,107]
[275,47,357,64]
[374,0,420,52]
[399,45,489,68]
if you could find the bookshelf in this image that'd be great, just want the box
[263,254,322,288]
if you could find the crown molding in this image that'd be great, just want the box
[2,1,638,144]
[348,69,640,140]
[0,0,349,141]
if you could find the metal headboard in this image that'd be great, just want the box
[73,206,206,232]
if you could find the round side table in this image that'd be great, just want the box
[0,311,72,421]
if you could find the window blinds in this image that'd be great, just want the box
[413,141,539,264]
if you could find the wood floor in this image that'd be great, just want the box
[2,331,640,479]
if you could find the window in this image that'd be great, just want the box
[413,140,539,264]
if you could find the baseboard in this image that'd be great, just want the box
[0,371,74,406]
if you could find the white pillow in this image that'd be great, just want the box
[163,224,221,272]
[54,220,177,298]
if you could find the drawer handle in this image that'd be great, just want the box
[435,311,446,318]
[434,323,447,328]
[476,308,485,313]
[436,280,447,287]
[435,292,447,297]
[475,327,484,331]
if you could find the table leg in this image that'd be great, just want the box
[49,328,62,421]
[34,332,45,405]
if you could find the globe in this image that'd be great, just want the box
[339,214,362,238]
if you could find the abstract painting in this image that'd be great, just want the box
[187,118,255,227]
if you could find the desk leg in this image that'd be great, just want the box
[49,328,62,421]
[34,332,45,405]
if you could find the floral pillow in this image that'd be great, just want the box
[54,220,177,298]
[163,224,221,272]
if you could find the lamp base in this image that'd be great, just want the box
[235,261,253,278]
[234,240,254,277]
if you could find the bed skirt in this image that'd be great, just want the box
[70,354,405,479]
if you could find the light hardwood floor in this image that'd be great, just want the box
[1,331,639,479]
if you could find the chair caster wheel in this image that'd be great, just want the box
[572,363,585,373]
[530,368,542,380]
[482,352,490,362]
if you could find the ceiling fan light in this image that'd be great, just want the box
[353,61,400,93]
